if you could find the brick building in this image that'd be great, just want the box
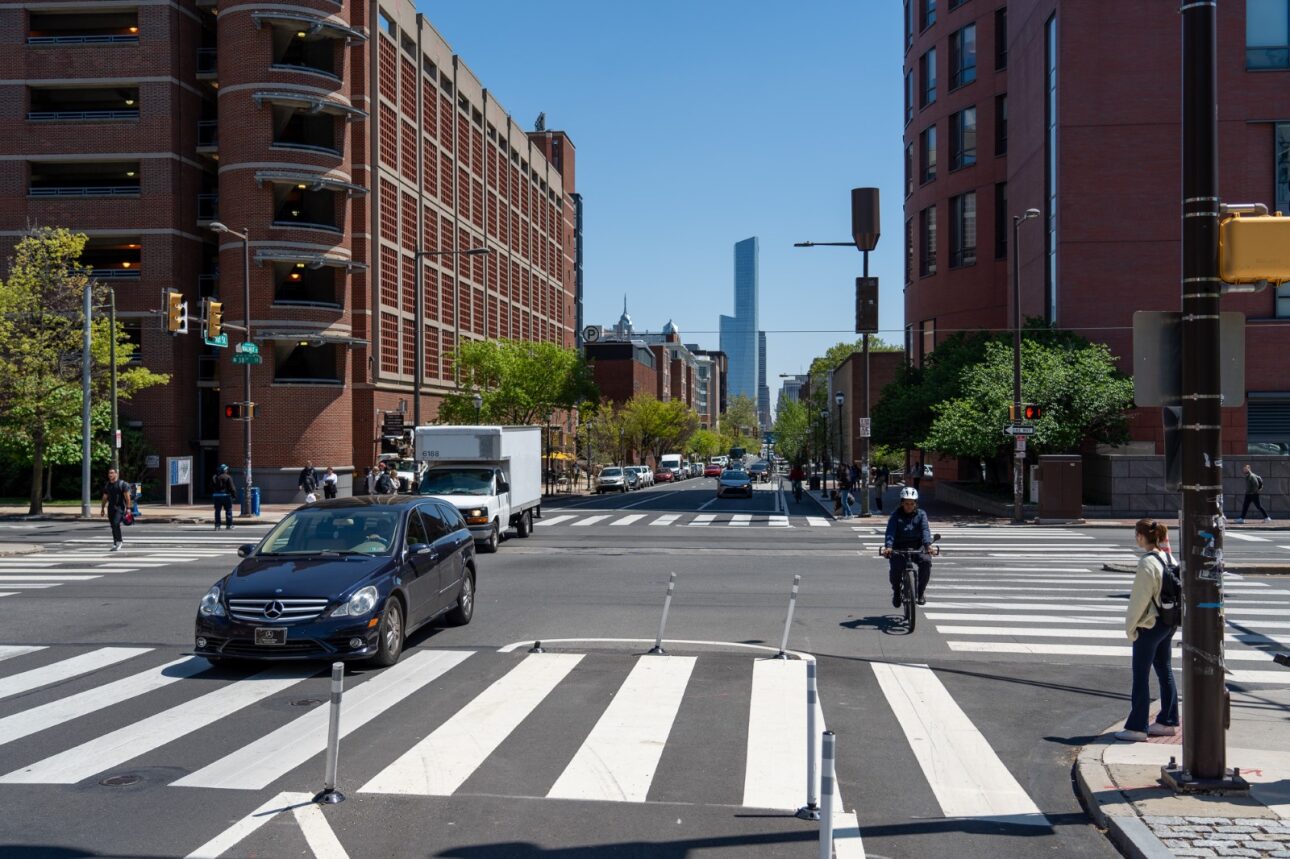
[902,0,1290,459]
[830,351,904,470]
[0,0,579,501]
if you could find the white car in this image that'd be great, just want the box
[629,466,653,487]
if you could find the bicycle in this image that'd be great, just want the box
[791,480,803,503]
[883,535,941,632]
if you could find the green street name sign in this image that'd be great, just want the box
[238,341,260,355]
[232,353,263,365]
[204,333,229,348]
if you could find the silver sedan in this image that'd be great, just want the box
[715,469,754,499]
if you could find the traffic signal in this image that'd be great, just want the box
[224,402,257,420]
[1219,212,1290,285]
[1023,404,1043,421]
[165,290,187,334]
[204,299,223,339]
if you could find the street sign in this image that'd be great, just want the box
[1003,424,1036,436]
[232,353,262,365]
[1015,435,1027,453]
[382,412,405,438]
[238,341,259,354]
[1132,311,1245,406]
[144,455,159,469]
[858,417,872,438]
[204,333,228,348]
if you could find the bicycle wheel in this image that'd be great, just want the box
[903,564,917,631]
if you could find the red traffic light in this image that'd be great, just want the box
[1023,404,1043,420]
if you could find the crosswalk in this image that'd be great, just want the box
[853,525,1290,685]
[539,511,800,528]
[0,527,270,599]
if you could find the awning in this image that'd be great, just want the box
[254,249,367,272]
[251,11,367,43]
[254,170,367,197]
[256,329,369,348]
[252,91,367,121]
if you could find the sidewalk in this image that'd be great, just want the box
[1077,687,1290,858]
[0,503,298,524]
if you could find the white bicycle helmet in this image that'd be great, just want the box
[900,486,919,501]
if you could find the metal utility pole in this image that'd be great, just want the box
[861,250,871,517]
[1012,209,1040,523]
[80,284,92,519]
[239,230,252,515]
[109,288,119,473]
[1169,0,1240,792]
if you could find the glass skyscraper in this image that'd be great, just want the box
[720,237,760,418]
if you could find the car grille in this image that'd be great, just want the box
[220,638,331,658]
[228,597,331,624]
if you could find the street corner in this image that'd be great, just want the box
[0,542,44,557]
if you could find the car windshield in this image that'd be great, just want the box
[419,468,494,496]
[724,471,749,480]
[258,508,400,556]
[601,468,622,477]
[396,459,418,472]
[750,463,766,471]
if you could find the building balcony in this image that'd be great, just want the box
[28,10,139,44]
[197,120,218,152]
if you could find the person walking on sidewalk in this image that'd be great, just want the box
[99,467,131,551]
[322,466,338,499]
[297,460,319,499]
[1116,518,1180,742]
[1235,464,1271,524]
[838,467,854,518]
[210,464,237,530]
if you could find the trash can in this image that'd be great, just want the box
[250,486,261,516]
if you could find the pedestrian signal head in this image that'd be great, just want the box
[1023,404,1042,420]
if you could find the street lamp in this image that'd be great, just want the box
[1011,208,1042,523]
[820,407,830,497]
[472,392,483,423]
[413,247,489,427]
[209,221,253,515]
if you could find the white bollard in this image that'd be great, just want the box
[797,659,821,820]
[775,574,802,659]
[314,661,345,804]
[818,730,836,859]
[648,572,677,655]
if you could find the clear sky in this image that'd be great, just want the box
[418,1,904,407]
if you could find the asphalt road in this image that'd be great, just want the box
[0,477,1286,858]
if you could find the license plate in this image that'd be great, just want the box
[254,627,287,646]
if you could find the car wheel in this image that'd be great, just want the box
[445,570,475,626]
[481,521,499,553]
[516,509,532,538]
[369,597,404,667]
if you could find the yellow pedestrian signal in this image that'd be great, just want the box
[1219,213,1290,285]
[205,299,223,339]
[165,290,186,334]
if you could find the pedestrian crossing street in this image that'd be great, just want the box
[0,642,1052,839]
[854,524,1290,685]
[0,525,269,600]
[538,511,832,528]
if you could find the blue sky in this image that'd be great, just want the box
[419,1,904,404]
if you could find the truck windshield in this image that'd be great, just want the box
[419,468,494,496]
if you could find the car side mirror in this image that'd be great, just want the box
[407,543,432,556]
[237,544,255,558]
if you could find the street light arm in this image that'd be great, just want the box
[793,241,856,247]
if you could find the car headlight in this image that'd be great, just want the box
[199,584,225,617]
[329,585,378,618]
[464,508,485,518]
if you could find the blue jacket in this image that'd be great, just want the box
[885,507,931,549]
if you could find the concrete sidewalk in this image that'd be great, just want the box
[1077,687,1290,858]
[0,503,298,524]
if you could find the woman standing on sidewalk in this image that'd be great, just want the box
[1116,518,1180,742]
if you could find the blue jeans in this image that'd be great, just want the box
[1126,617,1178,732]
[840,489,853,517]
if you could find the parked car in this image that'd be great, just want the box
[690,462,703,478]
[597,467,631,493]
[748,461,770,483]
[193,497,475,667]
[704,463,722,478]
[653,468,675,483]
[716,469,754,499]
[628,465,653,488]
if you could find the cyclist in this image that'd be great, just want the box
[788,462,806,503]
[881,487,937,608]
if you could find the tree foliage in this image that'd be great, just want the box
[0,228,168,513]
[622,395,699,465]
[685,428,724,460]
[437,338,598,426]
[771,398,810,464]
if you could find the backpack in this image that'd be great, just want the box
[1150,551,1183,627]
[1254,473,1265,491]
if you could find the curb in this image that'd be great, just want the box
[1075,729,1176,859]
[1102,562,1290,576]
[0,543,43,557]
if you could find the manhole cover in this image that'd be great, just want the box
[99,773,142,787]
[291,697,325,707]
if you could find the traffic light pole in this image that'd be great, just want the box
[1166,0,1243,794]
[1012,215,1025,524]
[239,230,252,516]
[860,249,871,517]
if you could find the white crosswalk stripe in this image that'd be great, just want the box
[531,511,821,528]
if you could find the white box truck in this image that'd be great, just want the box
[413,425,542,553]
[659,453,684,480]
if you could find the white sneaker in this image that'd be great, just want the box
[1147,723,1177,737]
[1115,729,1148,742]
[1234,518,1245,524]
[111,543,121,552]
[1265,517,1273,522]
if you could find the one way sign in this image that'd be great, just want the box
[1003,424,1035,436]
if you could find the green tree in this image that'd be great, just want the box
[686,428,724,461]
[621,395,699,465]
[771,399,810,464]
[438,338,598,426]
[871,331,994,453]
[720,394,761,445]
[0,228,168,513]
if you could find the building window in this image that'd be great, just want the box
[274,263,338,307]
[272,187,339,231]
[995,93,1008,155]
[950,0,969,7]
[1045,13,1058,323]
[28,9,138,44]
[121,318,143,363]
[919,206,937,277]
[1247,0,1290,68]
[995,182,1008,259]
[274,32,338,77]
[995,7,1008,70]
[905,142,914,196]
[29,161,140,197]
[379,10,396,38]
[272,108,338,155]
[949,192,977,268]
[921,0,937,30]
[920,124,937,183]
[949,24,977,88]
[400,33,415,58]
[920,48,937,107]
[905,0,914,50]
[1247,397,1290,452]
[274,342,340,384]
[904,69,914,124]
[82,237,142,279]
[950,107,977,169]
[906,218,915,285]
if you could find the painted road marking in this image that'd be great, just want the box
[0,646,46,664]
[806,517,830,527]
[742,658,807,810]
[535,515,576,527]
[729,514,752,527]
[651,514,681,526]
[547,655,695,803]
[0,657,209,747]
[361,653,582,796]
[184,791,347,859]
[768,515,789,527]
[924,612,1120,624]
[0,666,310,784]
[0,647,151,702]
[0,575,103,581]
[689,514,716,527]
[571,515,611,527]
[1225,532,1271,542]
[611,514,647,527]
[174,649,473,791]
[871,661,1047,826]
[934,625,1287,645]
[943,641,1279,661]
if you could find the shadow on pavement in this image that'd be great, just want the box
[840,614,911,636]
[433,829,818,858]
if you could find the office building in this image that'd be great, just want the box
[719,236,759,409]
[0,0,579,500]
[757,329,770,429]
[778,374,808,415]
